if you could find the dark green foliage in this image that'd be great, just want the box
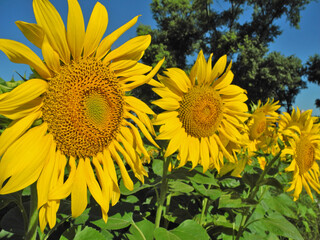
[305,54,320,108]
[137,0,312,108]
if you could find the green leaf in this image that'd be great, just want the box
[152,159,164,176]
[0,204,26,236]
[256,213,303,240]
[154,227,181,240]
[73,227,105,240]
[92,212,133,230]
[218,194,253,209]
[219,178,241,188]
[170,220,210,240]
[169,181,194,193]
[74,208,90,225]
[262,193,297,220]
[192,183,221,201]
[242,173,260,188]
[128,219,155,240]
[260,178,283,190]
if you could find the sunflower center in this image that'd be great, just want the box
[296,136,315,174]
[178,86,223,138]
[42,58,124,158]
[250,113,267,140]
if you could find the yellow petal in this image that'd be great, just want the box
[49,156,76,200]
[15,21,44,48]
[0,97,43,120]
[47,200,59,229]
[104,35,151,63]
[109,59,138,71]
[178,132,190,168]
[0,111,41,156]
[37,140,57,208]
[92,157,111,213]
[83,2,108,57]
[0,39,51,78]
[84,158,108,214]
[152,86,182,101]
[96,16,139,60]
[0,124,51,194]
[212,63,233,90]
[39,206,48,232]
[153,111,178,125]
[67,0,85,60]
[109,144,134,191]
[152,98,180,111]
[195,50,207,85]
[125,96,155,115]
[164,128,184,157]
[115,63,152,77]
[158,74,184,97]
[42,35,60,73]
[164,68,191,92]
[210,55,227,81]
[219,84,245,95]
[0,79,47,111]
[125,112,159,148]
[200,138,210,173]
[33,0,70,63]
[71,158,87,218]
[189,137,200,169]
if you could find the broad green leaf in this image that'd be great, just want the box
[73,227,105,240]
[128,219,155,240]
[169,181,194,193]
[152,159,164,176]
[260,178,283,190]
[218,194,253,209]
[92,212,133,230]
[170,220,210,240]
[74,208,90,225]
[219,178,240,188]
[242,173,260,188]
[192,182,221,200]
[255,213,303,240]
[262,193,297,219]
[154,227,181,240]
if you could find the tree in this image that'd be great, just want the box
[137,0,311,108]
[305,54,320,108]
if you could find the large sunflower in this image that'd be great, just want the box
[0,0,163,230]
[152,50,249,172]
[280,109,320,200]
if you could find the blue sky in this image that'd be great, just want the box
[0,0,319,115]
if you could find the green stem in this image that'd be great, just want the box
[155,157,170,229]
[25,183,38,240]
[200,184,212,225]
[235,151,281,240]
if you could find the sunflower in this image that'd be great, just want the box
[281,112,320,200]
[0,0,163,230]
[246,99,281,169]
[152,50,249,172]
[279,107,317,138]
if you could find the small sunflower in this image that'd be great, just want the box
[281,109,320,200]
[152,50,249,172]
[246,99,281,169]
[0,0,163,230]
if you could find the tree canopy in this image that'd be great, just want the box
[137,0,314,110]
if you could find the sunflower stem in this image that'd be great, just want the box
[200,184,211,225]
[25,183,38,240]
[155,156,170,229]
[235,151,281,240]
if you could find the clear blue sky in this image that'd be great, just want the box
[0,0,319,115]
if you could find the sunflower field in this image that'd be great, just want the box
[0,0,319,239]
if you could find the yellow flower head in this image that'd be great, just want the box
[248,98,280,141]
[152,50,249,172]
[281,108,320,201]
[0,0,163,231]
